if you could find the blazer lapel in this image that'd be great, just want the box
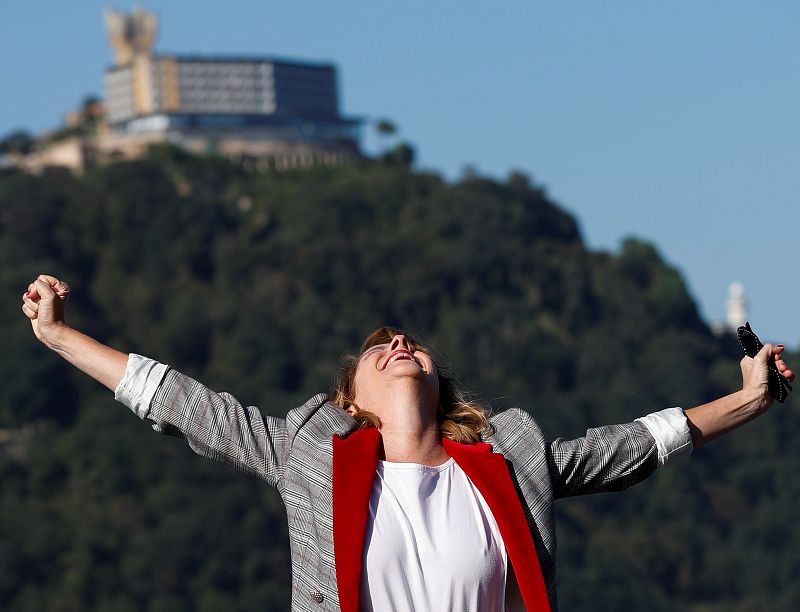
[443,438,552,612]
[332,427,380,612]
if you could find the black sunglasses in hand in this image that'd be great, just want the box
[737,322,792,403]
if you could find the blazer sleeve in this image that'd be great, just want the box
[115,354,290,488]
[548,420,660,498]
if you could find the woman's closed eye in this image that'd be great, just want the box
[361,344,389,360]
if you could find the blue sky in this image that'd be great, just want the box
[3,2,798,346]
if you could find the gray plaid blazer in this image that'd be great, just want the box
[141,367,659,611]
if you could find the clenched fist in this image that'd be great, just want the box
[21,274,71,349]
[739,343,794,413]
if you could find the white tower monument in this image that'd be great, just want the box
[726,281,748,331]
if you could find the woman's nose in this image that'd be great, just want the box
[390,335,410,351]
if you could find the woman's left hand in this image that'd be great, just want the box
[740,343,795,412]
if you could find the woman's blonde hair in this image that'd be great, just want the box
[330,326,493,444]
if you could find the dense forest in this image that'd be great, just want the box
[1,147,797,611]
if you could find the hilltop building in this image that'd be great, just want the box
[18,7,362,173]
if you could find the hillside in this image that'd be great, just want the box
[1,148,797,611]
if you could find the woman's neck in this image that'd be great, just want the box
[356,378,449,466]
[378,424,450,466]
[375,393,449,466]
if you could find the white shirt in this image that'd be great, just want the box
[361,457,507,612]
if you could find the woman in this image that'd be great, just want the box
[21,274,795,612]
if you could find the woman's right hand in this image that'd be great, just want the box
[21,274,71,349]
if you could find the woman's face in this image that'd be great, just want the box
[350,334,440,417]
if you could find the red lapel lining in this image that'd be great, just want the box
[332,428,380,612]
[443,437,551,611]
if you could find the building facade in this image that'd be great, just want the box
[99,8,360,167]
[20,7,362,173]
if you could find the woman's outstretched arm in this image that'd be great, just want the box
[21,274,128,391]
[545,338,794,498]
[685,344,794,448]
[21,274,295,485]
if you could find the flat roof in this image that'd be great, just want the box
[105,54,338,72]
